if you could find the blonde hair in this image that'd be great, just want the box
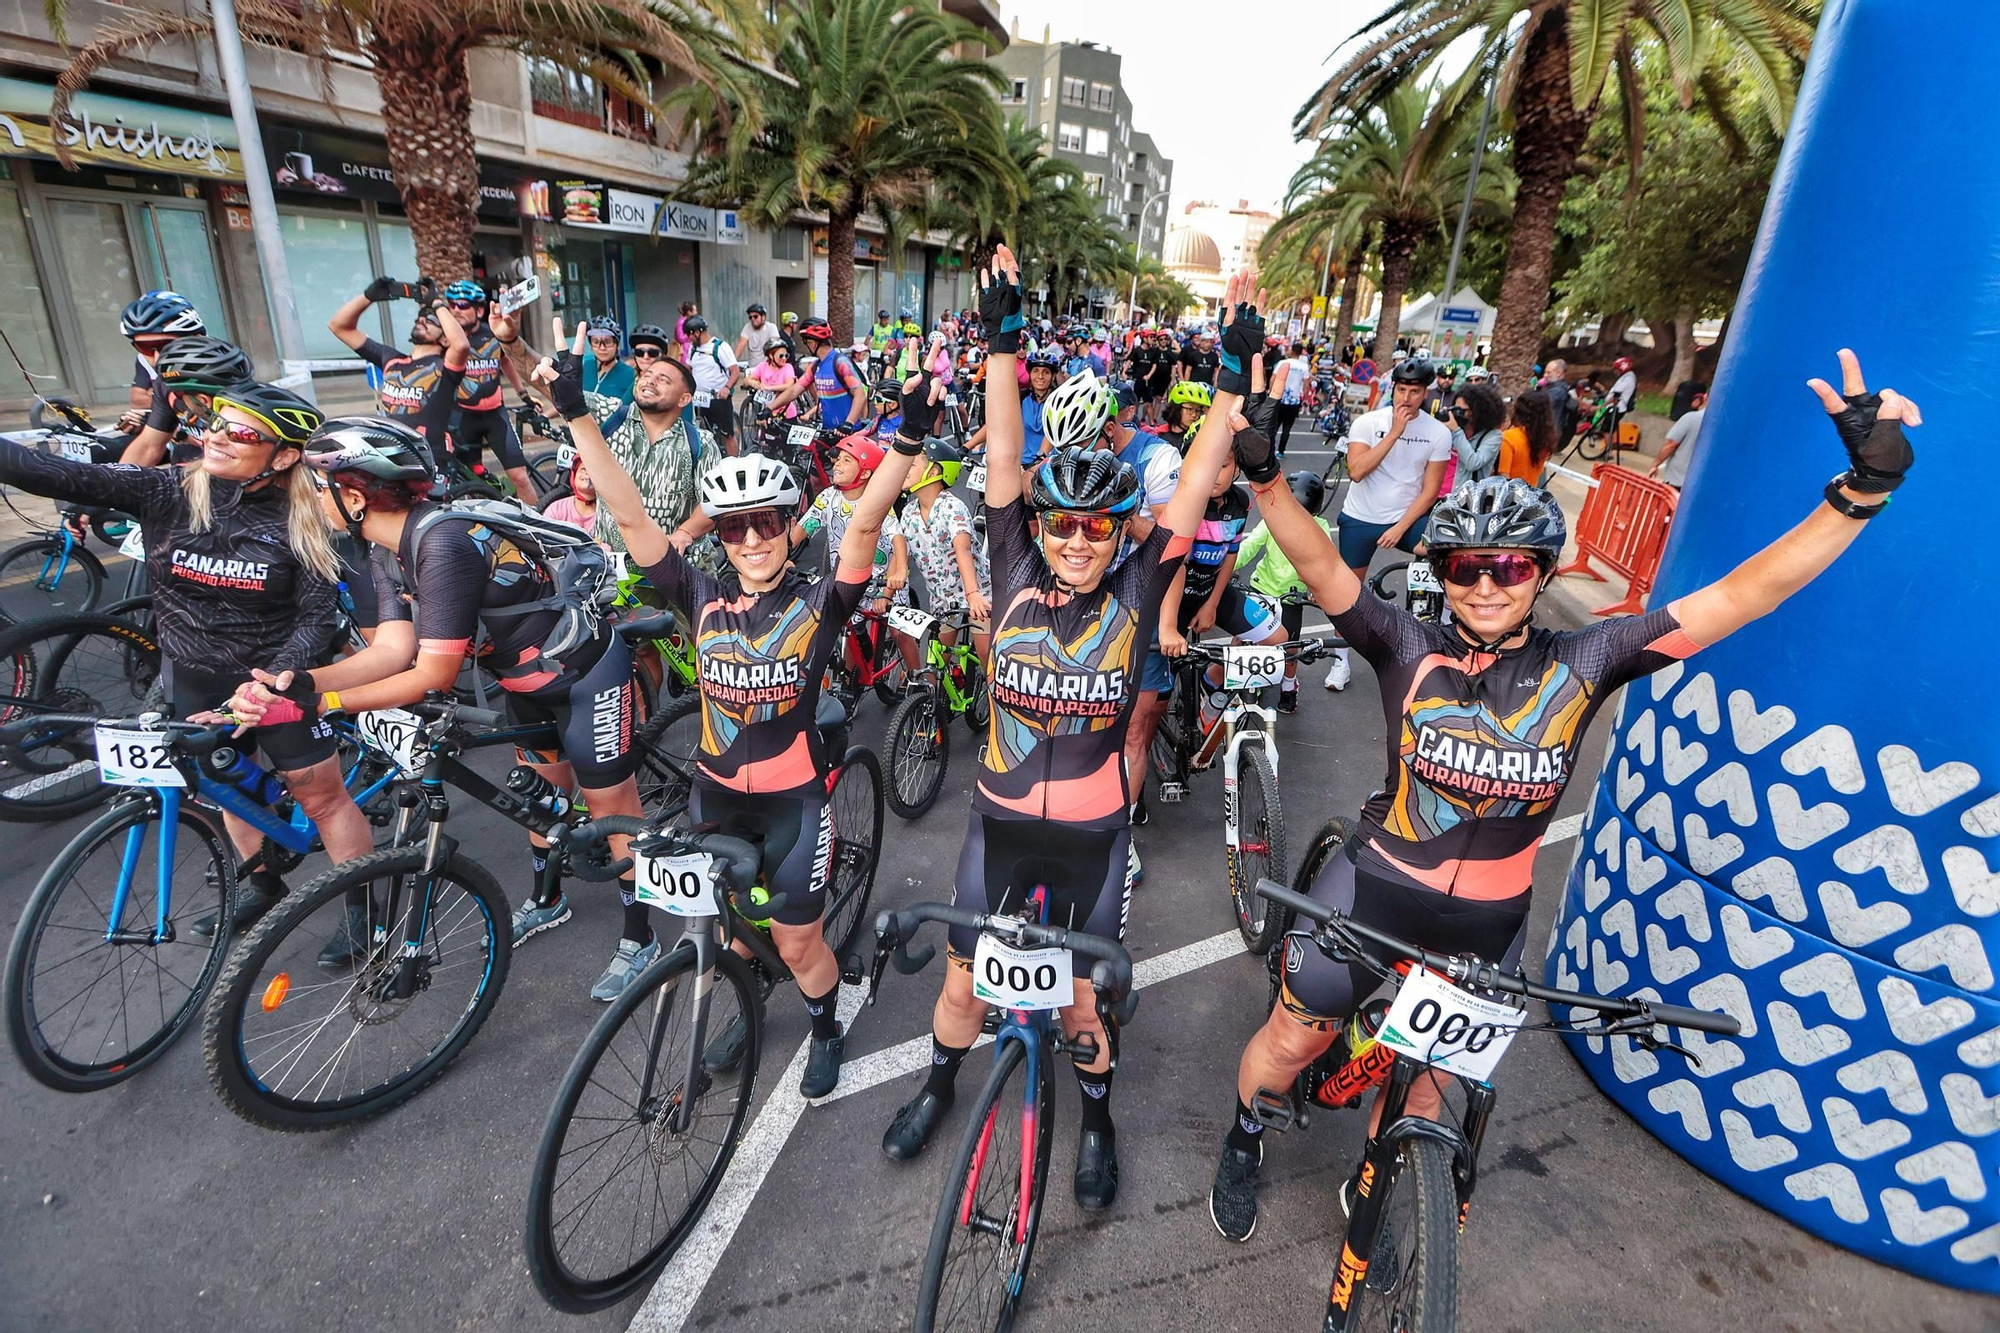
[183,460,342,584]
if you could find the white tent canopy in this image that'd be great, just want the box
[1398,286,1497,338]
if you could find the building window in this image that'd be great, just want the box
[1085,127,1109,157]
[1089,82,1114,111]
[529,59,602,129]
[1043,76,1052,101]
[1006,77,1028,103]
[1081,172,1104,196]
[1061,77,1086,107]
[1057,122,1083,152]
[771,225,806,261]
[1124,214,1138,231]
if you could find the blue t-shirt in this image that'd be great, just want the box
[1019,395,1049,466]
[815,350,861,428]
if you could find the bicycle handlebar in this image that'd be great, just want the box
[1253,878,1738,1036]
[1172,636,1332,666]
[870,900,1137,1025]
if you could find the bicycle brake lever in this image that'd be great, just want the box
[1630,1027,1700,1067]
[866,941,892,1005]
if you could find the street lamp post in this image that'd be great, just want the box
[1127,190,1169,322]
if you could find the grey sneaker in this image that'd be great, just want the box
[591,935,661,1002]
[511,892,572,948]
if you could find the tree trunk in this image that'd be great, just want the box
[1594,311,1632,361]
[1669,307,1698,390]
[1332,246,1364,352]
[371,34,478,282]
[827,207,858,346]
[1488,9,1595,394]
[1370,224,1419,365]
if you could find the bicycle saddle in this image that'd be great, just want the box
[815,694,848,732]
[614,608,675,642]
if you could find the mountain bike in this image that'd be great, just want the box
[1149,630,1331,953]
[881,604,989,819]
[825,603,911,710]
[0,612,164,822]
[1367,557,1448,625]
[868,896,1138,1333]
[1,710,403,1092]
[199,695,643,1130]
[1248,872,1738,1332]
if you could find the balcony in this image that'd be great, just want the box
[941,0,1008,47]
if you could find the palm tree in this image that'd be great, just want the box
[683,0,1010,343]
[1271,84,1510,363]
[50,0,764,279]
[1301,0,1815,386]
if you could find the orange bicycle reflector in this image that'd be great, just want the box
[261,973,291,1012]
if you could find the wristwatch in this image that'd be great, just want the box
[1823,474,1889,519]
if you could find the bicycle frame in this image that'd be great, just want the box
[960,886,1059,1247]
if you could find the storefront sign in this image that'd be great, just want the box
[656,200,716,242]
[713,207,746,246]
[0,76,243,179]
[268,124,538,219]
[556,180,604,224]
[604,188,661,233]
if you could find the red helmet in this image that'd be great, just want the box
[799,322,834,343]
[835,433,885,473]
[1613,356,1634,373]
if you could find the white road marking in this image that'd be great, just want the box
[629,811,1588,1331]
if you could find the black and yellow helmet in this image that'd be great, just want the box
[211,382,324,447]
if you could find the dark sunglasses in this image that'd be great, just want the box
[1042,510,1122,543]
[446,300,480,311]
[1432,550,1545,588]
[714,508,789,544]
[207,414,276,447]
[632,347,666,360]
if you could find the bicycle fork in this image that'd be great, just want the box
[105,788,181,946]
[1220,725,1276,856]
[958,1025,1041,1249]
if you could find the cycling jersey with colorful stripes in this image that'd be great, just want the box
[1334,589,1701,901]
[639,547,868,798]
[975,497,1189,829]
[814,350,862,429]
[455,323,509,412]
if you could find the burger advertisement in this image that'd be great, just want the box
[557,180,605,224]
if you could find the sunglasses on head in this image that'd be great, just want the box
[1042,511,1121,543]
[207,414,276,447]
[1432,550,1545,588]
[446,300,480,311]
[714,508,789,544]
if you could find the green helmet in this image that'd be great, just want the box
[1167,380,1213,409]
[211,382,324,447]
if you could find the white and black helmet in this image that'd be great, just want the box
[1041,370,1115,450]
[1426,477,1567,562]
[699,453,801,518]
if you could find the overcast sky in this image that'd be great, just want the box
[996,0,1388,218]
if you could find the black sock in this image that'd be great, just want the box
[1227,1098,1265,1154]
[619,880,651,944]
[924,1038,970,1099]
[1075,1064,1115,1135]
[802,982,841,1041]
[530,848,559,906]
[246,868,287,898]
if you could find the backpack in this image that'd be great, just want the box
[400,497,620,669]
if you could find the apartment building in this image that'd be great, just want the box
[994,29,1173,260]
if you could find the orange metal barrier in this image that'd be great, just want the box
[1553,463,1678,616]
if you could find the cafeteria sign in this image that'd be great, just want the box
[0,76,242,179]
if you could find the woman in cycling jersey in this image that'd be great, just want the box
[1207,349,1921,1244]
[0,383,374,947]
[878,248,1264,1212]
[537,316,925,1098]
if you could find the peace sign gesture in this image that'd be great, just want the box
[1806,348,1918,493]
[530,314,591,419]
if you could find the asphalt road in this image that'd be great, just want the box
[1,430,1993,1333]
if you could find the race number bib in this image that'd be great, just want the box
[1405,559,1441,593]
[554,442,577,471]
[754,389,776,406]
[886,605,935,639]
[1376,967,1525,1084]
[633,848,719,917]
[971,934,1071,1011]
[945,392,960,407]
[355,707,424,773]
[60,437,93,463]
[94,725,183,788]
[117,525,146,561]
[964,465,987,493]
[1223,644,1285,690]
[788,424,818,449]
[691,389,713,409]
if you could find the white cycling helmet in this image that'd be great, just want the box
[1041,370,1115,450]
[700,453,801,517]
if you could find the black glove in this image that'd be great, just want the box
[546,350,589,420]
[896,374,941,446]
[1215,302,1265,397]
[979,272,1026,356]
[1234,424,1281,486]
[1830,391,1913,493]
[363,276,408,303]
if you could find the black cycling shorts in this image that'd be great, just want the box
[688,783,832,928]
[164,658,340,772]
[699,397,737,439]
[503,634,640,789]
[448,407,527,470]
[947,812,1130,964]
[1280,841,1530,1029]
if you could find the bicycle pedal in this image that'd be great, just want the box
[1157,782,1185,804]
[1249,1088,1297,1132]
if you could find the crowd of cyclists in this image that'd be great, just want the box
[0,261,1919,1324]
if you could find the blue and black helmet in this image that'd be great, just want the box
[442,279,487,305]
[1027,445,1141,517]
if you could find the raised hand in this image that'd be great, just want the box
[979,244,1026,353]
[1806,348,1918,493]
[897,369,946,441]
[1216,272,1269,396]
[531,316,590,419]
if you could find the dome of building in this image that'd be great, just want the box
[1163,226,1222,275]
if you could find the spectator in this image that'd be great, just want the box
[1446,381,1505,483]
[673,300,699,360]
[736,303,781,362]
[1499,386,1559,483]
[1651,390,1708,488]
[1541,357,1579,442]
[1267,341,1311,455]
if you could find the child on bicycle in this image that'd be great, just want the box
[893,452,992,666]
[1232,471,1335,713]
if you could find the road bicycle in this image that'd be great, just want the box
[1367,557,1449,625]
[1148,627,1331,953]
[198,695,644,1130]
[825,603,912,710]
[1248,869,1737,1332]
[868,895,1137,1333]
[524,706,884,1311]
[1,710,403,1092]
[881,604,990,819]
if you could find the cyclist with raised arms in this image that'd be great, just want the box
[327,279,471,474]
[1207,349,1921,1243]
[441,279,537,499]
[0,383,376,949]
[878,247,1261,1213]
[534,315,925,1098]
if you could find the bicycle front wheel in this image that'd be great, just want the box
[0,613,161,823]
[0,535,106,622]
[915,1038,1053,1333]
[525,946,761,1312]
[1341,1135,1459,1333]
[633,693,701,821]
[885,687,950,819]
[5,796,234,1090]
[822,746,883,962]
[201,846,510,1130]
[1228,741,1288,955]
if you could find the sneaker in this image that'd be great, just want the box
[703,1014,749,1073]
[1210,1140,1264,1242]
[1130,793,1149,826]
[1073,1128,1119,1210]
[799,1024,845,1098]
[511,892,572,948]
[317,905,375,970]
[191,880,284,940]
[590,935,661,1003]
[1127,839,1143,888]
[1276,687,1299,715]
[882,1088,953,1161]
[1323,651,1351,692]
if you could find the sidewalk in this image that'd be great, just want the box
[1540,409,1672,623]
